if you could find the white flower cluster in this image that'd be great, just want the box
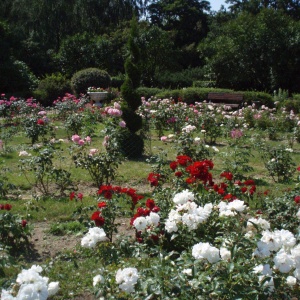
[218,199,246,217]
[81,227,108,248]
[1,265,59,300]
[115,267,139,293]
[182,124,196,133]
[254,229,300,283]
[253,264,274,294]
[133,212,160,231]
[192,242,220,263]
[245,217,271,238]
[173,190,195,205]
[165,201,212,233]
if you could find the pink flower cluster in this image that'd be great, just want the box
[104,102,122,117]
[71,134,91,146]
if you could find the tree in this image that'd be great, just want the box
[147,0,210,68]
[226,0,300,19]
[199,8,300,92]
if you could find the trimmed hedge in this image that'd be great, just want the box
[282,100,300,114]
[71,68,111,95]
[136,87,163,100]
[155,88,233,104]
[242,91,274,108]
[135,87,274,108]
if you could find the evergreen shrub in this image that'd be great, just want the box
[71,68,111,95]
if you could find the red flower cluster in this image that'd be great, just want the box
[97,185,144,206]
[220,171,233,181]
[69,192,83,201]
[235,180,256,195]
[147,173,161,187]
[0,203,12,210]
[185,160,214,185]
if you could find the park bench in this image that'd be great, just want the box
[207,92,244,109]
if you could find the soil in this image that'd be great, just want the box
[26,218,135,263]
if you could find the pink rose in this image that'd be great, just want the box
[119,121,126,128]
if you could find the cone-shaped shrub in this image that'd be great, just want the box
[120,16,144,157]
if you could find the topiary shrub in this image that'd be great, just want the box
[33,73,71,106]
[119,16,144,158]
[71,68,111,95]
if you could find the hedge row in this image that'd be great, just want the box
[136,87,274,107]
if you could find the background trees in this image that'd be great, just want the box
[0,0,299,95]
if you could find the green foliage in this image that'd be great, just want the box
[262,188,300,232]
[155,88,233,103]
[111,75,125,89]
[136,87,163,100]
[49,221,86,236]
[33,73,71,107]
[0,161,16,198]
[121,106,143,133]
[73,150,122,187]
[243,91,274,108]
[193,80,216,88]
[120,16,144,157]
[282,100,300,114]
[19,145,75,196]
[1,59,38,95]
[71,68,111,96]
[22,115,54,145]
[258,145,296,183]
[0,210,31,253]
[200,9,300,92]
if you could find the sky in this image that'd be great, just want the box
[210,0,229,11]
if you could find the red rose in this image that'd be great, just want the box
[77,193,83,200]
[21,220,27,227]
[241,187,247,193]
[170,161,178,171]
[175,171,183,177]
[4,204,12,210]
[37,119,45,125]
[91,211,105,227]
[220,171,233,181]
[70,192,75,201]
[294,196,300,204]
[146,199,156,210]
[98,201,107,208]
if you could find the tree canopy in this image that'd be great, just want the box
[0,0,299,94]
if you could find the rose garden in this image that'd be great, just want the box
[1,87,300,299]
